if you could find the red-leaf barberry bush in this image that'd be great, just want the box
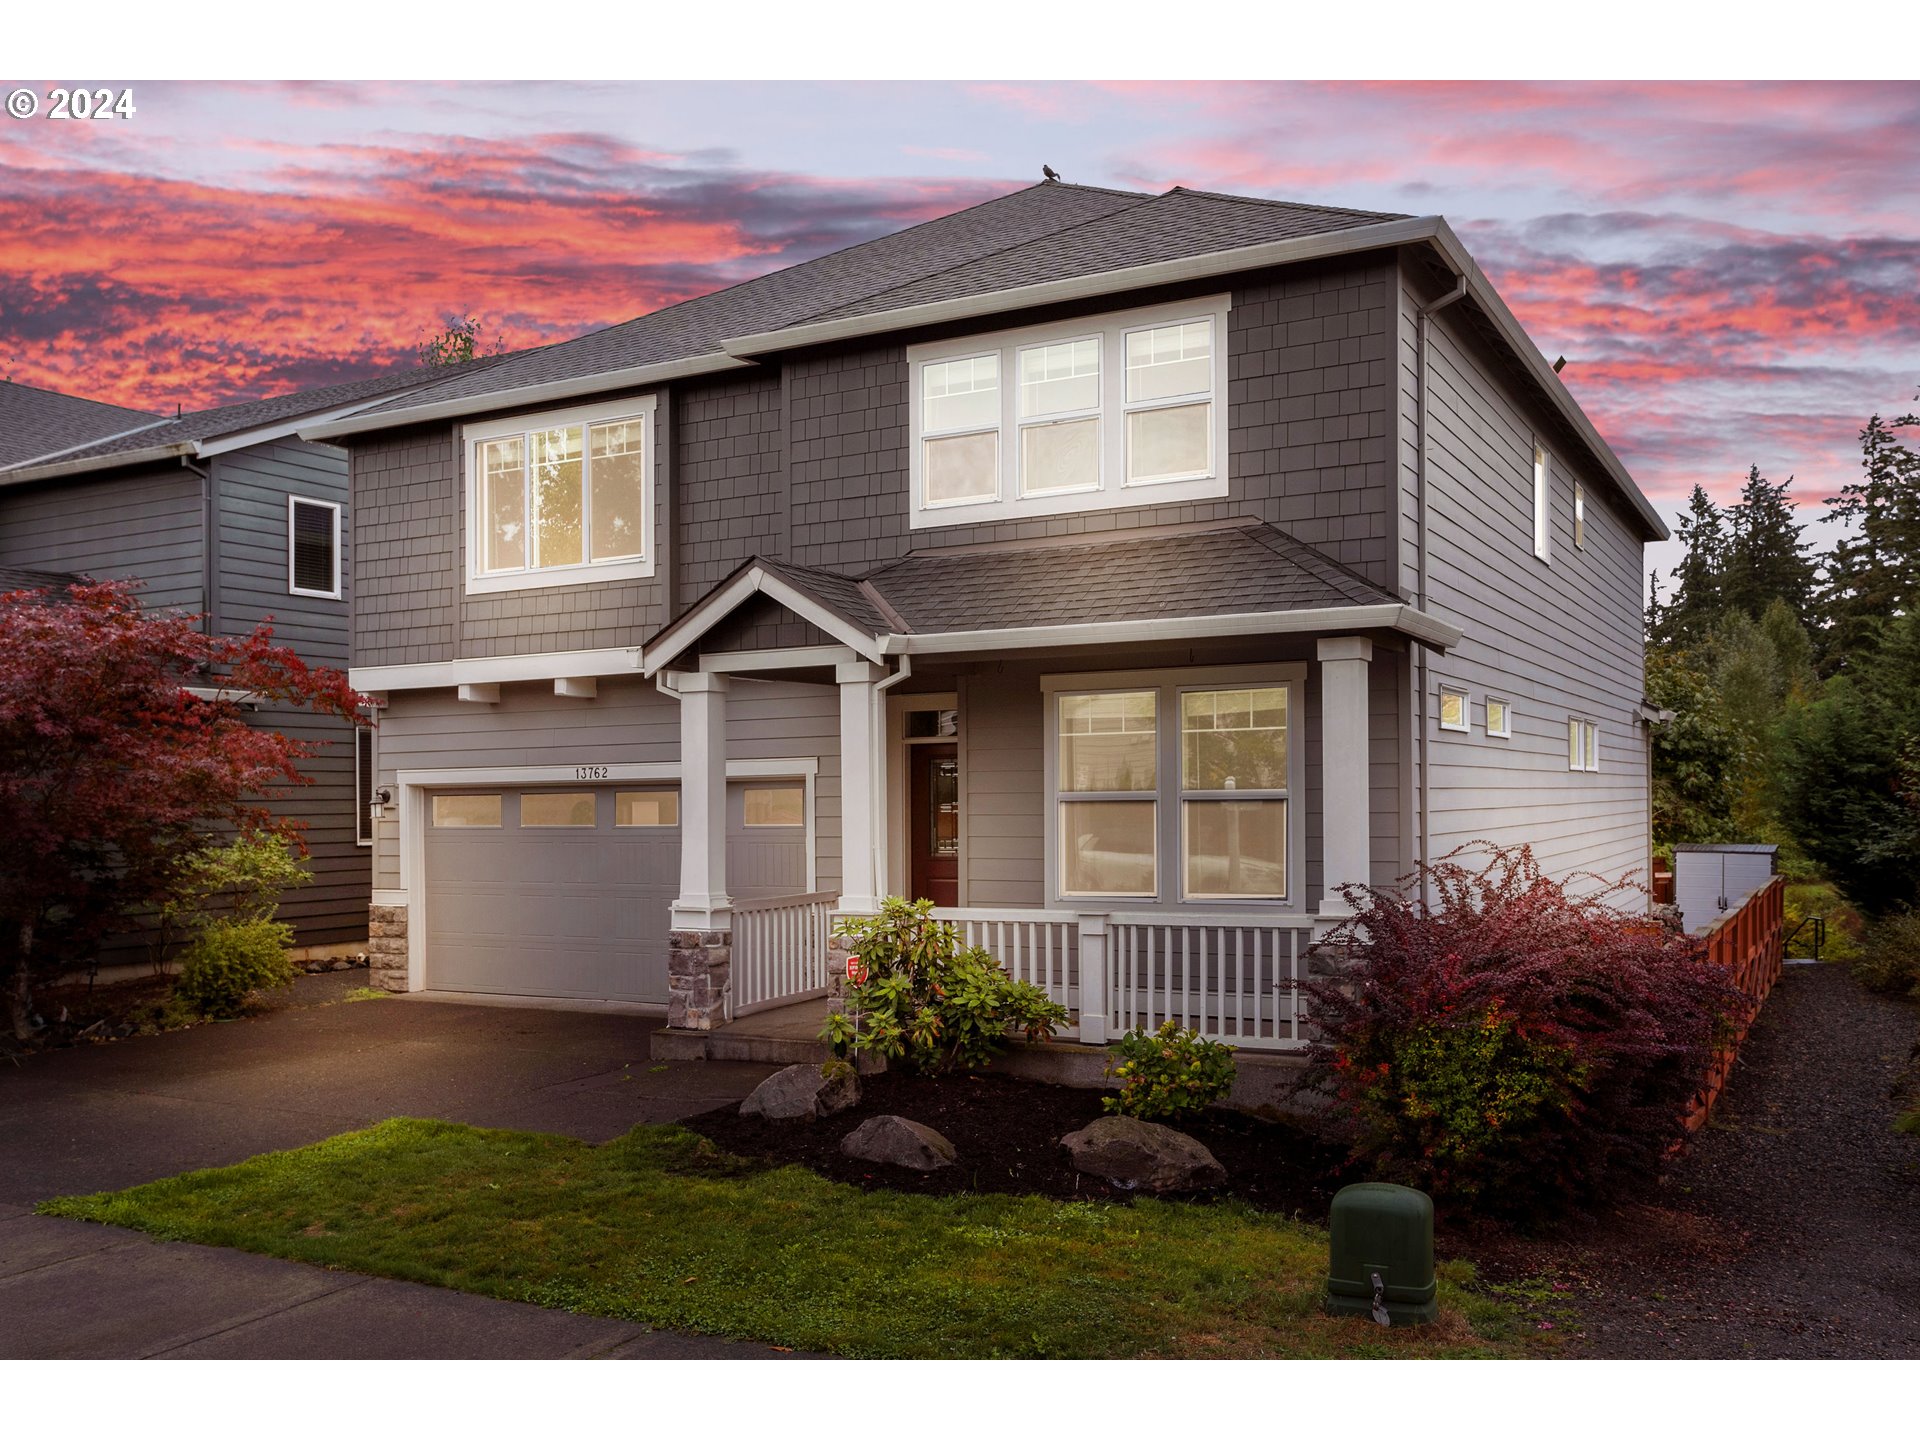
[0,580,364,1041]
[1304,843,1741,1221]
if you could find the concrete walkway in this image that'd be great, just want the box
[1,974,806,1359]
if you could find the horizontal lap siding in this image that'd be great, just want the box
[370,677,841,896]
[0,468,204,611]
[214,441,367,943]
[1405,262,1650,894]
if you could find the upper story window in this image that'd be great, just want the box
[908,297,1231,529]
[1573,481,1587,550]
[1532,444,1553,562]
[463,395,657,594]
[287,496,341,600]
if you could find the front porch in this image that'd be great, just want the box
[638,521,1461,1055]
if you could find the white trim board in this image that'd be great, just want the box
[350,647,645,692]
[883,604,1461,656]
[641,564,886,675]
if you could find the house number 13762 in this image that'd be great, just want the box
[574,765,609,780]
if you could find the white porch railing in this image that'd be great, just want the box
[933,907,1316,1052]
[728,891,837,1019]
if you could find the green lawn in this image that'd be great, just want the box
[41,1119,1540,1359]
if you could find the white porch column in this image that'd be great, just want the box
[1317,636,1373,919]
[670,671,731,930]
[836,660,887,913]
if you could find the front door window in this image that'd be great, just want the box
[909,743,960,907]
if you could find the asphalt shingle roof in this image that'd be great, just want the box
[345,182,1158,417]
[0,381,160,468]
[13,358,510,471]
[666,519,1402,652]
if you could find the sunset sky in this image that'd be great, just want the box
[2,79,1915,570]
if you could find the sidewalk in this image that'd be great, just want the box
[0,1206,809,1360]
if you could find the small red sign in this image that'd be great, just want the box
[845,957,867,985]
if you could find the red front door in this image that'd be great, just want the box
[908,743,960,907]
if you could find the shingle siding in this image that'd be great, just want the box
[351,427,460,666]
[673,372,787,603]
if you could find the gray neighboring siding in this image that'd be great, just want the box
[213,439,367,946]
[369,677,841,897]
[949,636,1405,913]
[0,466,204,611]
[1397,260,1650,890]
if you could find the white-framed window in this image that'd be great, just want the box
[1573,481,1587,550]
[287,496,341,599]
[908,296,1231,528]
[463,394,656,594]
[1568,718,1600,772]
[354,724,374,846]
[1533,444,1553,562]
[1043,664,1304,908]
[1438,685,1470,733]
[1485,697,1512,740]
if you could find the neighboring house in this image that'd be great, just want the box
[0,367,488,959]
[308,180,1668,1047]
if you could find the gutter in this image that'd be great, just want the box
[880,603,1461,656]
[1,439,196,487]
[0,415,171,477]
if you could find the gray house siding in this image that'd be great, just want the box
[212,439,367,946]
[0,466,205,612]
[1397,259,1650,892]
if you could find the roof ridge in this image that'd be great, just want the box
[0,377,158,416]
[1164,185,1409,223]
[779,186,1166,331]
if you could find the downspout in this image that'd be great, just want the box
[182,454,215,638]
[1413,269,1467,898]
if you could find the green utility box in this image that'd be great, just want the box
[1323,1182,1439,1326]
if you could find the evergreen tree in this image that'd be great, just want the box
[1658,484,1727,648]
[1722,466,1817,619]
[1823,408,1920,668]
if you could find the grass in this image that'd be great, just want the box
[339,986,390,1003]
[40,1118,1539,1359]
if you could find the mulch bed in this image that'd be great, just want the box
[681,1068,1360,1217]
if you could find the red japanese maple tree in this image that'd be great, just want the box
[0,580,364,1039]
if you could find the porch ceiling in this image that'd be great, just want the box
[642,517,1459,677]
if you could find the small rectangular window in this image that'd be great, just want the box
[1533,445,1552,562]
[743,785,805,827]
[1438,686,1470,733]
[521,792,596,827]
[354,724,374,846]
[1573,482,1587,550]
[1485,698,1511,739]
[289,497,341,599]
[1568,719,1600,772]
[1584,721,1600,772]
[615,789,679,827]
[432,794,501,828]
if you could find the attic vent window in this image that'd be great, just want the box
[288,497,341,599]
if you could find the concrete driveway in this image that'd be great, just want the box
[0,972,794,1359]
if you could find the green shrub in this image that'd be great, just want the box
[174,918,297,1019]
[1854,911,1920,1001]
[821,898,1068,1073]
[1103,1021,1236,1121]
[1783,880,1864,965]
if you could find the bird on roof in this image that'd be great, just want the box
[1042,164,1061,182]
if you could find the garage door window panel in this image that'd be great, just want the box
[432,794,502,828]
[521,791,597,827]
[743,785,805,827]
[616,789,680,826]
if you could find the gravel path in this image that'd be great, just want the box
[1470,963,1920,1358]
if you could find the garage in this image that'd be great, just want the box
[421,779,808,1004]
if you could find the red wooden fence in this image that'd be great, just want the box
[1681,874,1785,1133]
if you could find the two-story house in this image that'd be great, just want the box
[0,368,486,963]
[309,180,1666,1051]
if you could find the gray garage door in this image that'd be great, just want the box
[423,781,807,1004]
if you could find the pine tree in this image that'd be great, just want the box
[1823,408,1920,668]
[1659,484,1727,649]
[1722,466,1817,619]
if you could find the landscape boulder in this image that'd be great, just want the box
[1060,1115,1226,1194]
[839,1114,956,1171]
[739,1062,861,1122]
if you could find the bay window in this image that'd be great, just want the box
[909,297,1230,528]
[465,395,656,593]
[1047,666,1302,908]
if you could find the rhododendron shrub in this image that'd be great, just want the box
[0,581,363,1039]
[1305,844,1739,1217]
